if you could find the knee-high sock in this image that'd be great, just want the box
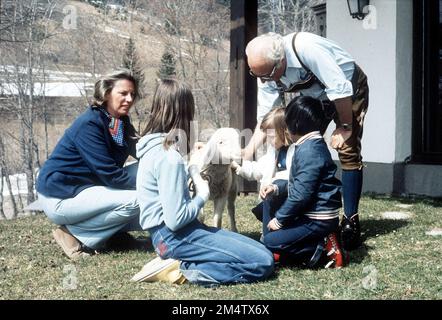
[341,169,363,218]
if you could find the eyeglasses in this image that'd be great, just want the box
[249,63,279,81]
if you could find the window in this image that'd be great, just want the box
[412,0,442,163]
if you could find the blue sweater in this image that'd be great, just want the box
[36,106,138,199]
[273,135,342,225]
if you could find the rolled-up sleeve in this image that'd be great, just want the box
[296,35,354,101]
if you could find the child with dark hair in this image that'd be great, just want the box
[260,96,348,268]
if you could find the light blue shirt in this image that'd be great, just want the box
[257,32,355,121]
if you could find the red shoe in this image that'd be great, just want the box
[324,232,348,269]
[273,252,281,264]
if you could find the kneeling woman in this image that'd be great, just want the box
[133,79,274,286]
[37,69,142,259]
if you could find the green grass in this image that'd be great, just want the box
[0,194,441,300]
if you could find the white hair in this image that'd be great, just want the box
[246,32,285,64]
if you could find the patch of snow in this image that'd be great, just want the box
[381,211,412,220]
[425,228,442,236]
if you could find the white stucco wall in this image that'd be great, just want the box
[326,0,407,164]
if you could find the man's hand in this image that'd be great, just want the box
[267,217,282,231]
[259,184,276,200]
[330,127,352,150]
[331,97,353,149]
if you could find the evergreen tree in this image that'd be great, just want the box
[157,46,176,79]
[122,37,145,97]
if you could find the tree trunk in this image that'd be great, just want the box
[0,167,6,220]
[0,137,18,218]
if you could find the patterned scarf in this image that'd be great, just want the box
[99,108,125,146]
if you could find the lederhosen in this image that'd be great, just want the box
[280,33,369,170]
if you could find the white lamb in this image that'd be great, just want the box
[189,128,241,232]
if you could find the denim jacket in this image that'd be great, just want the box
[273,131,342,226]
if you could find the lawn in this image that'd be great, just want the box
[0,194,441,300]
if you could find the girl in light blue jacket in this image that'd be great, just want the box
[132,79,274,286]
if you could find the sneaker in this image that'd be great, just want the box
[52,226,91,260]
[131,257,187,284]
[340,214,362,251]
[324,232,348,269]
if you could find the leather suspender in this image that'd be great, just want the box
[281,32,325,93]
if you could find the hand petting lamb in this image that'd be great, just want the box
[188,128,241,232]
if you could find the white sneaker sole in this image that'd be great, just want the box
[131,257,179,282]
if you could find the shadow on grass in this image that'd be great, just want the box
[349,218,409,264]
[362,218,409,240]
[364,192,442,208]
[105,232,154,253]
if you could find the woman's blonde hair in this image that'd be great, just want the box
[260,107,292,146]
[92,68,139,107]
[142,79,195,153]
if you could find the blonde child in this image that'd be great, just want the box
[232,107,294,221]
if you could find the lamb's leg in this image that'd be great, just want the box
[227,174,238,232]
[213,196,227,229]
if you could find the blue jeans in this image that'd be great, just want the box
[262,194,338,266]
[38,163,141,249]
[149,220,274,286]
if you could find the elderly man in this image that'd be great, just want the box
[244,32,369,251]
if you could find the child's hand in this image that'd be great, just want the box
[188,165,210,202]
[267,217,282,231]
[231,160,240,170]
[260,184,276,200]
[231,160,244,176]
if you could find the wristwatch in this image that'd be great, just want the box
[341,123,352,131]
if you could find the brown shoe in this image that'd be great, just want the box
[52,226,90,260]
[131,256,187,284]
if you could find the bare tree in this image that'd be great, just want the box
[258,0,317,34]
[0,166,6,220]
[0,0,57,208]
[0,134,18,218]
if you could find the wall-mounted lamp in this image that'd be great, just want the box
[347,0,370,20]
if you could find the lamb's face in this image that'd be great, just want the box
[210,128,241,165]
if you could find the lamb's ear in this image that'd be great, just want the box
[190,138,216,168]
[201,137,218,165]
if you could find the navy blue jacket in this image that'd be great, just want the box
[273,136,342,225]
[36,106,138,199]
